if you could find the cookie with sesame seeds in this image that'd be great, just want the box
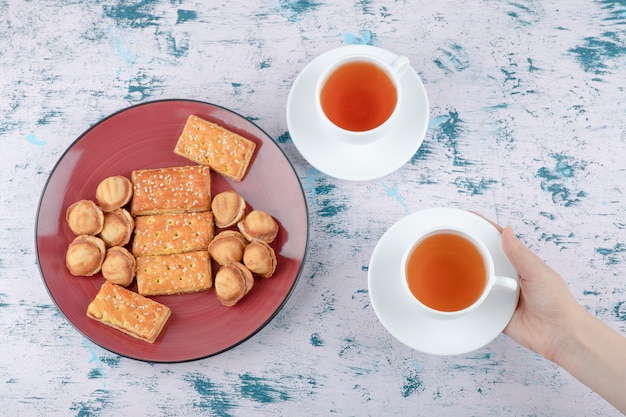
[130,165,211,216]
[86,281,171,344]
[131,211,214,257]
[174,115,256,182]
[135,250,212,296]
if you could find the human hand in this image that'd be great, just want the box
[497,224,626,414]
[499,225,584,361]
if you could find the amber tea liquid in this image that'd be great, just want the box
[320,61,397,132]
[406,232,487,312]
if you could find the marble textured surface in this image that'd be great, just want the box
[2,0,625,415]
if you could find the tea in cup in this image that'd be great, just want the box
[402,226,518,319]
[315,52,410,145]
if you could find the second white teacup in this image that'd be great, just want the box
[314,49,411,145]
[401,226,518,320]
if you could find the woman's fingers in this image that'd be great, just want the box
[501,226,555,283]
[471,211,504,232]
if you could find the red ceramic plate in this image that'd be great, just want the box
[36,99,308,362]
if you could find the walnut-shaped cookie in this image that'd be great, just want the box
[101,246,136,287]
[66,200,104,236]
[99,208,134,247]
[65,235,106,276]
[208,230,248,266]
[96,175,133,212]
[243,240,277,278]
[211,190,246,228]
[237,209,278,243]
[214,262,254,307]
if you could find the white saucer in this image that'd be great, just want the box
[286,45,429,181]
[368,208,520,356]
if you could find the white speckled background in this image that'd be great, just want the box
[1,0,625,415]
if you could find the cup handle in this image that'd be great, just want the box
[492,276,519,292]
[390,55,411,79]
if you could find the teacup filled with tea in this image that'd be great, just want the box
[402,226,518,319]
[315,53,410,145]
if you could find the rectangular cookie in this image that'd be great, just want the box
[136,250,213,296]
[86,281,171,344]
[131,165,211,216]
[132,211,214,257]
[174,115,256,182]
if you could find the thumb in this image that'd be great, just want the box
[501,226,553,282]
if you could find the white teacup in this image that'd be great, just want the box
[314,51,411,145]
[401,226,518,320]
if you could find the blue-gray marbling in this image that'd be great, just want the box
[1,0,625,416]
